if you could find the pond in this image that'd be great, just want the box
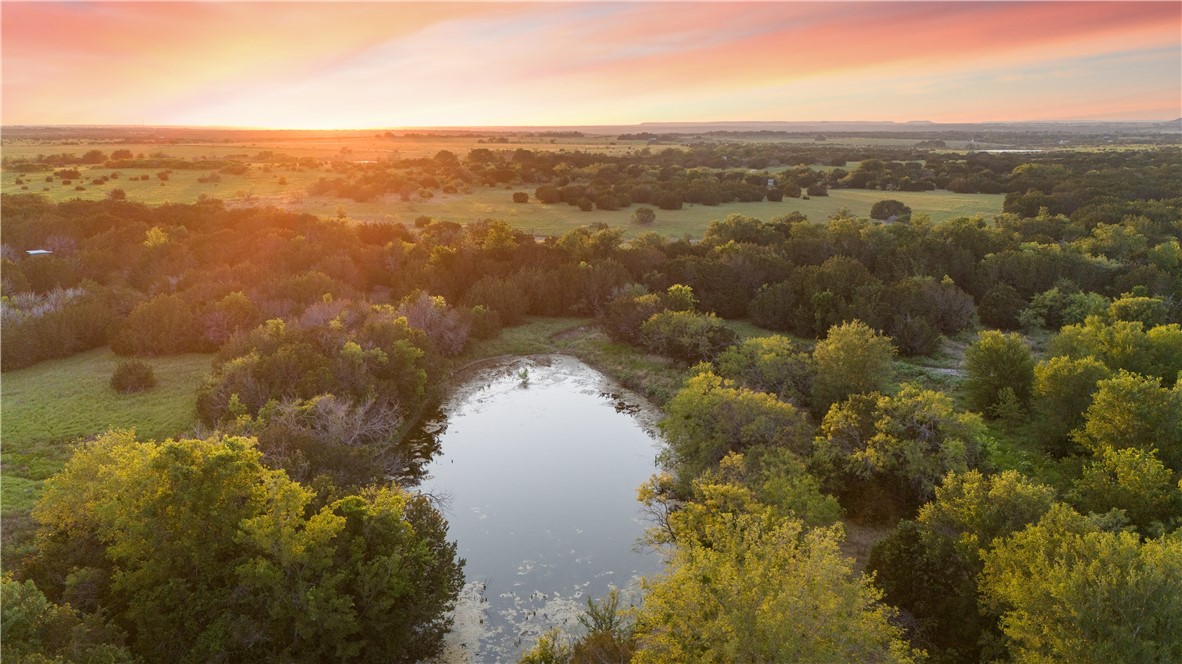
[413,355,664,663]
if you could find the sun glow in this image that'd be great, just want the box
[3,2,1179,128]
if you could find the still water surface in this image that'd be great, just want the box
[416,355,662,662]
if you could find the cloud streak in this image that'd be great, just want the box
[3,2,1178,127]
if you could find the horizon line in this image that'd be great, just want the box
[5,118,1181,132]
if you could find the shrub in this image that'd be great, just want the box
[633,206,656,224]
[110,360,157,393]
[655,191,683,210]
[640,310,738,362]
[811,321,896,413]
[963,331,1035,416]
[870,199,912,221]
[512,191,529,203]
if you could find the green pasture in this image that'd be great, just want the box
[1,348,212,513]
[0,158,1005,238]
[329,187,1004,238]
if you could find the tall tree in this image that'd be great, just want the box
[660,371,813,493]
[962,330,1035,416]
[810,320,896,413]
[982,504,1182,663]
[24,431,463,663]
[632,479,920,663]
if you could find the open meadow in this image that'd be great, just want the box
[1,349,212,513]
[0,154,1004,240]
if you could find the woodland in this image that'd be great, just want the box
[2,135,1181,663]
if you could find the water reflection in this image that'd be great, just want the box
[410,355,662,663]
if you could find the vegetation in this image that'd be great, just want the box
[110,359,157,393]
[2,131,1181,662]
[1,349,211,514]
[22,431,463,663]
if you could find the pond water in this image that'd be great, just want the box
[414,355,663,663]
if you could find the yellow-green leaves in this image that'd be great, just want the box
[982,505,1182,663]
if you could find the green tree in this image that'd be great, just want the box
[870,199,912,221]
[1,573,136,664]
[1107,293,1167,327]
[919,470,1057,557]
[814,386,989,516]
[24,431,463,663]
[110,360,157,393]
[632,206,656,224]
[1070,447,1182,535]
[1031,356,1113,455]
[602,284,695,344]
[810,320,896,413]
[962,330,1034,416]
[978,282,1026,330]
[1075,371,1182,471]
[639,310,738,363]
[111,293,202,356]
[1050,317,1182,386]
[520,630,574,664]
[981,504,1182,663]
[715,335,814,405]
[632,486,920,663]
[868,470,1055,663]
[702,213,780,246]
[202,291,262,345]
[659,371,813,492]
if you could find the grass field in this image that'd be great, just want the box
[1,348,212,513]
[362,187,1004,238]
[3,131,1006,240]
[0,158,1005,238]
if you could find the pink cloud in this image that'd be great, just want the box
[3,2,1178,126]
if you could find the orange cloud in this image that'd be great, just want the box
[3,2,1178,127]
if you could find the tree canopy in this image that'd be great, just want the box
[23,431,463,663]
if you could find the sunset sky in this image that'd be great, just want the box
[3,1,1179,128]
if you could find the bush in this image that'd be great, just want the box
[512,191,529,203]
[633,206,656,224]
[963,331,1034,416]
[811,321,896,413]
[640,310,738,363]
[870,199,912,221]
[110,360,157,393]
[655,191,683,210]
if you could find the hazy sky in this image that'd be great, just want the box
[3,2,1179,128]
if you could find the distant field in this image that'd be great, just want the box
[0,133,651,162]
[2,132,1003,239]
[1,348,212,513]
[0,159,1004,238]
[326,187,1004,238]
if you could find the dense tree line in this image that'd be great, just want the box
[294,142,1182,218]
